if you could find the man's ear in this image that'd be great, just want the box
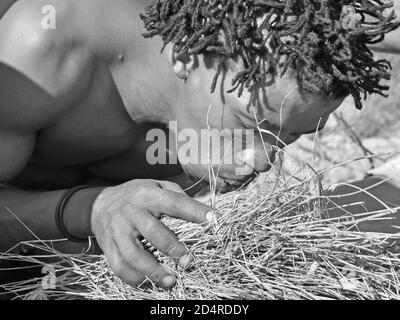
[169,46,198,80]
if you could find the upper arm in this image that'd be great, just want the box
[0,128,35,182]
[0,0,94,180]
[0,0,94,130]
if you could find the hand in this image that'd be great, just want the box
[91,180,214,288]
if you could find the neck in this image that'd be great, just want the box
[121,43,183,125]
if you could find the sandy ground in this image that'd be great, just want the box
[283,53,400,186]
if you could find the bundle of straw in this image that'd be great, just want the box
[1,163,400,300]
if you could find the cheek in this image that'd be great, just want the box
[235,90,253,108]
[280,106,331,135]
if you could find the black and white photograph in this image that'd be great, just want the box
[1,0,400,307]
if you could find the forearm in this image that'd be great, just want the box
[0,186,104,252]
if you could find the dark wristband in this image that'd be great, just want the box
[55,185,95,243]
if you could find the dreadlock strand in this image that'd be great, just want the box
[141,0,400,109]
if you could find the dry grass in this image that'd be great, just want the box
[1,159,400,300]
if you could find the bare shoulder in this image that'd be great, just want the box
[0,0,95,129]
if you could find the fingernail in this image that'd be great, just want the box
[206,211,216,223]
[178,254,192,268]
[162,275,176,288]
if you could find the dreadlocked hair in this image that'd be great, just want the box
[141,0,400,110]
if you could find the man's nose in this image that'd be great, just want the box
[235,148,276,174]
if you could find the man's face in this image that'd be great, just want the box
[172,57,347,191]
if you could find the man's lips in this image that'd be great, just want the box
[183,161,268,193]
[212,173,258,192]
[184,170,257,193]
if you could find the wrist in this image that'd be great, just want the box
[63,186,106,240]
[91,186,118,233]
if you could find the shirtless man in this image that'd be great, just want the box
[0,0,397,288]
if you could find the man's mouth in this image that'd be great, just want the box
[183,170,257,193]
[210,173,258,193]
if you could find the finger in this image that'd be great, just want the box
[134,210,192,268]
[104,240,146,286]
[157,181,186,194]
[118,237,176,289]
[155,190,215,224]
[113,219,176,289]
[194,193,212,205]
